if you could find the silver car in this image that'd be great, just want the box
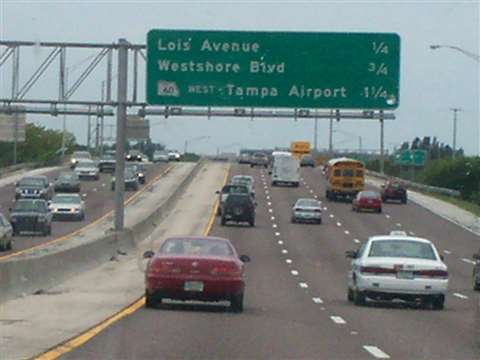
[0,213,13,251]
[49,194,86,221]
[291,198,322,224]
[74,160,100,180]
[153,150,169,162]
[70,151,92,168]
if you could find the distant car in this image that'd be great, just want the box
[70,151,92,169]
[381,180,407,204]
[168,150,181,161]
[238,153,250,164]
[74,160,100,180]
[231,175,255,198]
[111,167,139,191]
[346,232,448,309]
[300,154,316,167]
[98,155,116,173]
[0,213,13,251]
[54,172,81,193]
[153,150,169,162]
[352,191,382,213]
[473,251,480,291]
[15,176,53,200]
[250,152,269,168]
[10,199,52,236]
[291,198,322,224]
[144,236,250,312]
[216,184,251,216]
[221,193,256,227]
[49,193,85,221]
[127,163,146,184]
[126,150,143,162]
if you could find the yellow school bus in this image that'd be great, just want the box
[290,141,311,159]
[325,157,365,201]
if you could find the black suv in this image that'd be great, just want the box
[221,193,255,227]
[473,251,480,291]
[10,199,52,236]
[381,180,407,204]
[15,176,53,200]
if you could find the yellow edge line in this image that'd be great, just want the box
[0,165,173,262]
[35,162,231,360]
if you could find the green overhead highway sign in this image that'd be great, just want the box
[394,149,427,167]
[146,30,400,109]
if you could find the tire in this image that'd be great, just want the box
[382,196,387,203]
[145,290,161,308]
[249,217,255,227]
[353,289,366,306]
[378,207,382,213]
[0,243,4,251]
[291,217,296,224]
[347,287,354,302]
[6,241,12,250]
[221,216,226,226]
[272,181,277,186]
[402,197,407,204]
[230,292,244,313]
[317,218,322,225]
[473,277,480,291]
[431,295,445,310]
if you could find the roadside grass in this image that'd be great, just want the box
[424,192,480,217]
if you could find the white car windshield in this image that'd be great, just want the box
[368,240,437,260]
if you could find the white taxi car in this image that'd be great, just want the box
[346,231,448,309]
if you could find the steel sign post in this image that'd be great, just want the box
[146,30,400,109]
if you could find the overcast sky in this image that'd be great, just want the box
[1,0,479,155]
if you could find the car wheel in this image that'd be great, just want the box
[0,243,4,251]
[6,240,12,251]
[230,292,244,313]
[249,217,255,227]
[272,181,277,186]
[347,287,354,302]
[378,207,382,213]
[353,289,366,306]
[381,196,387,203]
[221,216,226,226]
[402,197,407,204]
[473,277,480,291]
[431,295,445,310]
[317,218,322,225]
[145,290,161,308]
[291,217,296,223]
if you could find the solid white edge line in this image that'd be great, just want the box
[363,345,390,359]
[312,297,323,304]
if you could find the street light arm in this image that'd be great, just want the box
[430,44,480,62]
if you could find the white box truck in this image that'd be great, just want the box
[271,154,300,187]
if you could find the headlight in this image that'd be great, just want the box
[138,173,144,177]
[71,159,76,164]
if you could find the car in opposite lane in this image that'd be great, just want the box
[15,176,53,200]
[54,172,81,193]
[49,193,85,221]
[74,160,100,180]
[168,150,181,161]
[126,150,144,162]
[381,180,408,204]
[0,213,13,251]
[291,198,322,224]
[153,150,169,163]
[144,236,250,312]
[10,199,53,236]
[352,190,382,213]
[346,232,448,309]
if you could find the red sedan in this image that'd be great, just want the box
[144,236,250,312]
[352,190,382,213]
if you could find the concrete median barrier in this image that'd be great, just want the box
[0,161,203,304]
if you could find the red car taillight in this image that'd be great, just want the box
[414,269,448,279]
[148,261,181,275]
[360,266,396,275]
[210,264,241,277]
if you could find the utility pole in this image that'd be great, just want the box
[380,110,385,174]
[450,108,461,157]
[314,110,318,152]
[11,46,19,165]
[328,109,333,155]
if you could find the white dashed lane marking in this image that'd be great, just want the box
[396,223,402,227]
[336,222,342,227]
[409,231,416,236]
[385,214,391,219]
[268,209,273,213]
[272,224,278,228]
[443,250,451,255]
[323,207,328,211]
[290,270,299,276]
[271,216,275,220]
[267,202,272,206]
[285,259,292,264]
[461,258,476,265]
[344,230,350,235]
[353,239,361,244]
[312,297,323,304]
[329,214,335,219]
[282,249,288,254]
[330,316,346,325]
[277,240,284,245]
[275,232,280,236]
[363,346,390,359]
[299,282,309,289]
[453,293,469,299]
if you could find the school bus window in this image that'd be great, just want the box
[356,170,364,177]
[334,169,341,176]
[343,169,354,177]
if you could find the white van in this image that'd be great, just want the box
[271,154,300,187]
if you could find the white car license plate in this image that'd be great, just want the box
[397,271,414,279]
[184,281,204,292]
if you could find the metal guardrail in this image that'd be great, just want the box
[366,170,462,198]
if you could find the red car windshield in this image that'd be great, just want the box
[160,238,234,257]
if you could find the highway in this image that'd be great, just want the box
[58,163,479,359]
[0,162,169,257]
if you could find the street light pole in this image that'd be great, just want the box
[451,107,461,157]
[430,45,480,62]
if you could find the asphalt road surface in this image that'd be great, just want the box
[62,163,480,360]
[0,162,169,257]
